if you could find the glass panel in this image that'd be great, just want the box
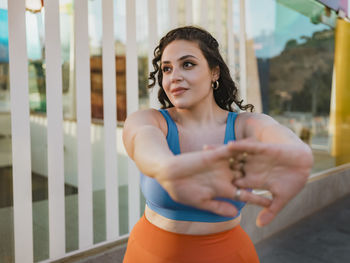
[246,0,336,173]
[0,5,14,259]
[60,0,76,121]
[114,0,127,123]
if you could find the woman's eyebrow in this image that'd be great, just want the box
[161,55,198,64]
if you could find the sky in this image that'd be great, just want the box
[245,0,330,58]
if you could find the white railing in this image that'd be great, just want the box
[44,0,66,257]
[6,0,245,262]
[8,0,33,262]
[102,0,119,242]
[125,0,140,233]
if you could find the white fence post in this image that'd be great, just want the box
[74,0,93,249]
[8,0,34,262]
[148,0,160,109]
[44,0,66,258]
[102,0,119,240]
[227,0,236,81]
[126,0,140,232]
[185,0,193,25]
[239,0,247,101]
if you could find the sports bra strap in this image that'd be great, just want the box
[224,111,238,143]
[159,109,181,155]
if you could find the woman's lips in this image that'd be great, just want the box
[171,87,188,96]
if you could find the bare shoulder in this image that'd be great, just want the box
[124,108,167,136]
[235,112,278,140]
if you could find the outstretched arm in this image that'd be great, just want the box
[122,109,173,178]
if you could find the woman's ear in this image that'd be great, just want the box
[211,66,220,81]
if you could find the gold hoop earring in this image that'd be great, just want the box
[212,80,219,90]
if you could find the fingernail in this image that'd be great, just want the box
[227,207,238,217]
[230,209,238,217]
[256,211,273,227]
[234,179,244,187]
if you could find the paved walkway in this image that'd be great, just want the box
[256,194,350,263]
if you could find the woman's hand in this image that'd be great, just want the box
[228,139,313,227]
[154,144,272,217]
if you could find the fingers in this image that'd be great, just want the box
[202,142,258,167]
[256,195,288,227]
[215,179,271,209]
[214,178,239,199]
[235,189,272,207]
[232,170,244,181]
[235,177,266,190]
[199,199,238,217]
[204,140,269,161]
[205,144,237,161]
[204,141,266,167]
[227,140,267,155]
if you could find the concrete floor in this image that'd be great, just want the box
[256,193,350,263]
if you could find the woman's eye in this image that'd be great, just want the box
[162,67,171,73]
[183,62,194,69]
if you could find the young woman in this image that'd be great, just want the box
[122,26,313,263]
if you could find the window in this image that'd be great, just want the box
[246,0,336,172]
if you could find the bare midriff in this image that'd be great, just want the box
[144,205,241,235]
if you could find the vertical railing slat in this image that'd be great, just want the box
[148,0,159,109]
[215,0,223,47]
[102,0,119,240]
[44,0,66,258]
[185,0,193,25]
[169,0,178,28]
[75,0,93,248]
[227,0,236,81]
[126,0,140,231]
[200,0,208,28]
[239,0,247,101]
[8,0,34,262]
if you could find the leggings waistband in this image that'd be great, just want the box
[123,214,260,263]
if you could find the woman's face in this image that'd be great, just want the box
[160,40,218,109]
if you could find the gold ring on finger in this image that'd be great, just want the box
[238,162,246,177]
[229,157,235,170]
[241,152,248,163]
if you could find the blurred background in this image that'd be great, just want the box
[0,0,349,262]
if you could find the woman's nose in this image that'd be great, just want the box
[170,68,183,82]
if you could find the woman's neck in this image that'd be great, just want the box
[170,99,228,129]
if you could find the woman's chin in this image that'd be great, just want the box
[171,100,190,109]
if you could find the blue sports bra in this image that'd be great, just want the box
[140,109,246,222]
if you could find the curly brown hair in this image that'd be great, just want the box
[148,26,254,112]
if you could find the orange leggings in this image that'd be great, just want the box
[123,215,260,263]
